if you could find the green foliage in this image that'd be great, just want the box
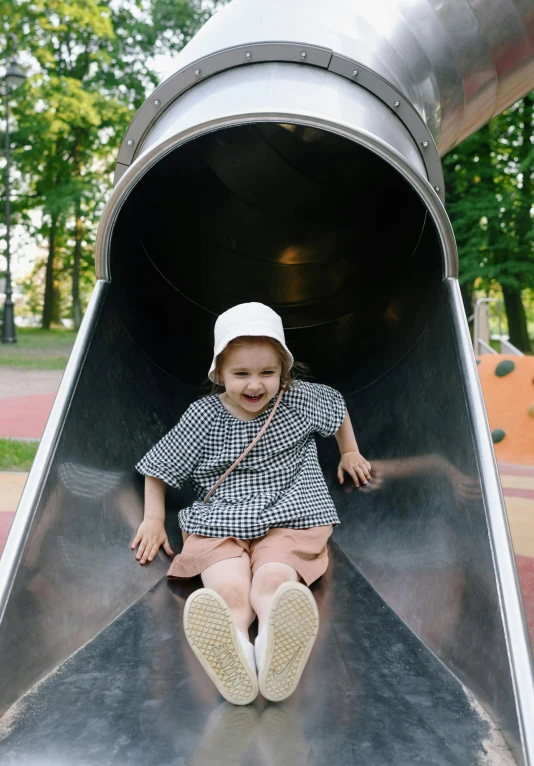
[443,97,534,292]
[0,439,39,471]
[3,3,532,346]
[1,0,216,325]
[443,94,534,350]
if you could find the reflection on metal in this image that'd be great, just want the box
[0,545,520,765]
[1,0,534,764]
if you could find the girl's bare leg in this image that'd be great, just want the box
[185,551,258,705]
[249,562,299,629]
[201,552,256,635]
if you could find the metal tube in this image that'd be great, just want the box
[115,0,534,173]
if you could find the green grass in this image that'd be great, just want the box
[0,439,39,472]
[0,327,76,370]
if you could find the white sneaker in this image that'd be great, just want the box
[184,588,258,705]
[254,624,268,676]
[256,582,319,702]
[237,628,256,673]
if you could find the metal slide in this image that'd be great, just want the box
[1,1,534,763]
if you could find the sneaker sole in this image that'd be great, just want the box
[184,588,258,706]
[258,582,319,702]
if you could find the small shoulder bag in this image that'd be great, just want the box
[204,387,285,503]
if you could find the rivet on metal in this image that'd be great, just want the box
[300,51,307,58]
[127,139,134,146]
[194,69,201,76]
[421,141,429,148]
[352,70,359,76]
[245,52,252,59]
[393,100,401,108]
[435,186,441,192]
[154,99,161,106]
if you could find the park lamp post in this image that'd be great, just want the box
[2,33,26,344]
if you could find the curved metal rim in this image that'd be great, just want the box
[446,278,534,764]
[0,281,108,623]
[114,42,444,198]
[98,111,458,285]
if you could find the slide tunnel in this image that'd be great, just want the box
[1,0,534,763]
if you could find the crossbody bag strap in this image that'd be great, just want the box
[204,387,286,504]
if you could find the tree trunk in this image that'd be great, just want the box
[72,204,83,330]
[42,213,59,330]
[502,287,532,352]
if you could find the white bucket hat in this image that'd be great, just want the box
[209,302,294,382]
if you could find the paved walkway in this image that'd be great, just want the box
[0,368,63,440]
[0,368,64,399]
[0,393,57,439]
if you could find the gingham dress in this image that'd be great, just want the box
[136,380,346,539]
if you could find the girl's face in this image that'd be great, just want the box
[219,339,282,417]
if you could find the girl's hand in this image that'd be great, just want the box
[446,466,481,506]
[130,519,174,565]
[337,451,372,487]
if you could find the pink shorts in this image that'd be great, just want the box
[167,525,333,586]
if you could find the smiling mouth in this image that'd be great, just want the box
[243,393,264,403]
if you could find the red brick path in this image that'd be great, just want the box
[0,392,56,439]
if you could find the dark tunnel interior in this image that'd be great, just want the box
[110,122,443,392]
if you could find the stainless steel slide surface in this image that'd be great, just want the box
[0,544,514,765]
[0,239,531,764]
[2,0,534,761]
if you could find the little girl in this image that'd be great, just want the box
[131,302,371,705]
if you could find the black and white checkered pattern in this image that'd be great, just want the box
[136,380,346,539]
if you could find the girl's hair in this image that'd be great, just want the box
[211,336,309,394]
